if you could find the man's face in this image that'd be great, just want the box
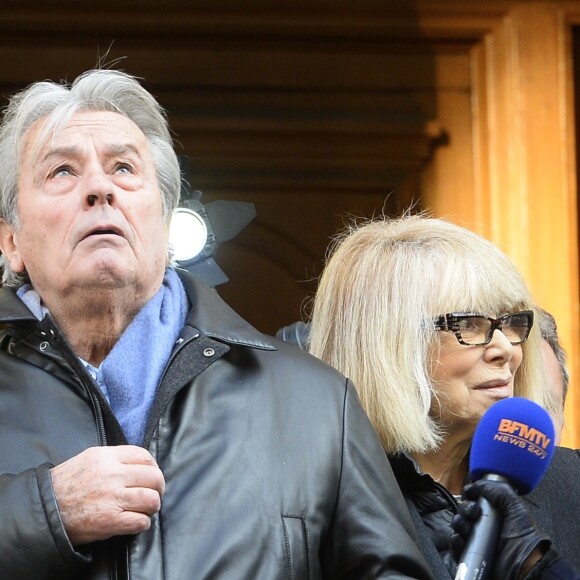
[540,338,565,442]
[0,110,169,303]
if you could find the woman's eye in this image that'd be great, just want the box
[460,320,478,331]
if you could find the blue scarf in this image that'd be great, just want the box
[18,268,189,445]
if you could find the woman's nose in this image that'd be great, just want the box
[485,328,517,361]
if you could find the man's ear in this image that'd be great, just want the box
[0,219,25,272]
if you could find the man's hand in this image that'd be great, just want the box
[50,446,166,545]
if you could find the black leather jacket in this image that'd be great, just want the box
[389,454,457,579]
[0,272,434,580]
[389,448,580,579]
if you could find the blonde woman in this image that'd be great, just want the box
[309,215,580,579]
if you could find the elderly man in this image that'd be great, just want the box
[0,70,433,579]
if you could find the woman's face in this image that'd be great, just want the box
[429,324,523,436]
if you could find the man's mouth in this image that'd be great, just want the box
[83,226,124,240]
[89,229,119,236]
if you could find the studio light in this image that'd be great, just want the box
[170,156,256,287]
[169,207,208,263]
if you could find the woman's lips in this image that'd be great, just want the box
[475,379,511,390]
[474,379,512,398]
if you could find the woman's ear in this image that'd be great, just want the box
[0,220,25,272]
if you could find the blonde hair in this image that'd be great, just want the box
[309,215,552,454]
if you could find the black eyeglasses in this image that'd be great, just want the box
[433,310,534,346]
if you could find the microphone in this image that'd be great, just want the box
[454,397,555,580]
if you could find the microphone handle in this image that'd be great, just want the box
[454,474,508,580]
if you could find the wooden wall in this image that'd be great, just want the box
[417,1,580,448]
[0,0,578,446]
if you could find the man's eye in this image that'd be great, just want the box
[115,163,133,174]
[51,165,72,178]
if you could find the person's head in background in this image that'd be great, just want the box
[537,307,569,443]
[309,214,557,490]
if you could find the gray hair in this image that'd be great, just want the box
[0,69,181,287]
[309,214,553,454]
[537,307,569,404]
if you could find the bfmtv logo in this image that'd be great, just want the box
[493,419,552,459]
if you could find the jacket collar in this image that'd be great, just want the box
[0,286,37,325]
[389,451,473,493]
[0,270,278,352]
[177,269,277,351]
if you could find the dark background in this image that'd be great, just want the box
[0,0,483,335]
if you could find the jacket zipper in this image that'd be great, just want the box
[141,332,200,449]
[159,333,199,386]
[38,323,124,580]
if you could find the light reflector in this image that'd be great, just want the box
[169,208,208,262]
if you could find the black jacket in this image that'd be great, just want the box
[389,454,457,579]
[0,272,434,580]
[525,446,580,570]
[390,447,580,579]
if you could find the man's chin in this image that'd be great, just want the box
[75,259,137,290]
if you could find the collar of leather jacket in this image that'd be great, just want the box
[0,268,278,352]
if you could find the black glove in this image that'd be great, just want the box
[450,479,552,580]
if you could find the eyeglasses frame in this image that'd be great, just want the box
[433,310,534,346]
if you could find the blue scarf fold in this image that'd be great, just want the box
[18,268,189,445]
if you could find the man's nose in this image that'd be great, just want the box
[84,169,115,207]
[87,192,114,206]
